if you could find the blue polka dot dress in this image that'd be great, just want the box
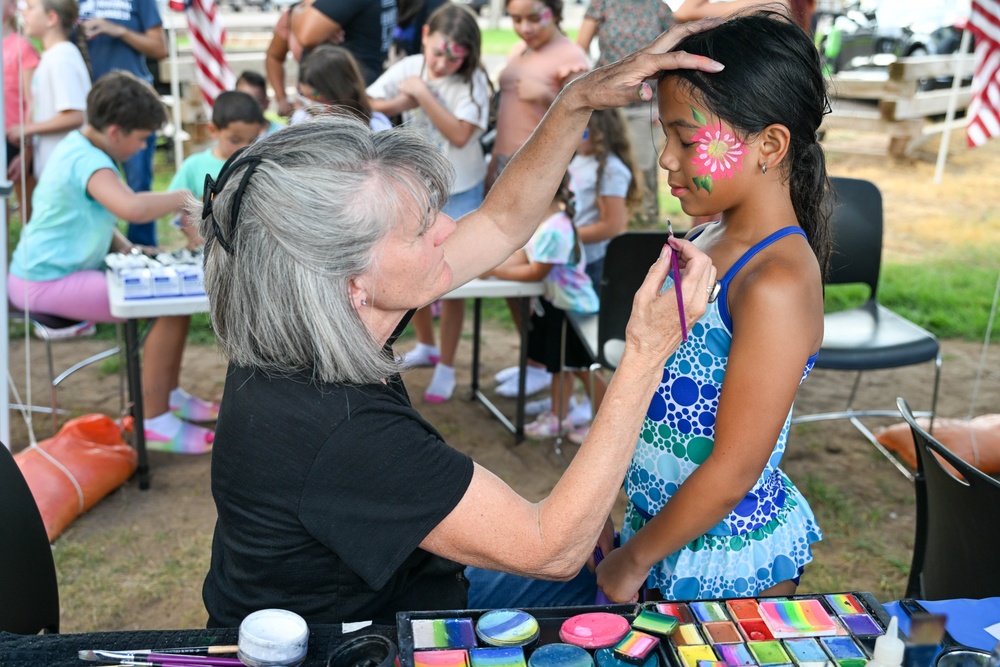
[622,227,823,600]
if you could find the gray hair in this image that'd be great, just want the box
[197,114,454,385]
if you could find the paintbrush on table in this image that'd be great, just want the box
[79,646,238,661]
[78,649,243,665]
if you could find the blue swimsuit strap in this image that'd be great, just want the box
[714,226,807,331]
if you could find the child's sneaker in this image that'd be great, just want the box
[32,320,97,340]
[569,396,593,427]
[170,389,220,422]
[524,412,572,440]
[145,421,214,454]
[494,365,520,385]
[400,343,440,368]
[496,366,551,398]
[567,423,591,445]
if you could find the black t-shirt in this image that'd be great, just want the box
[202,364,474,627]
[310,0,396,84]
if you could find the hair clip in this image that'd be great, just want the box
[202,146,262,256]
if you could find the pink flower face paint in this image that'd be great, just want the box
[534,3,553,26]
[686,106,744,194]
[440,39,468,61]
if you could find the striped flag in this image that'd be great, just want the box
[967,0,1000,146]
[170,0,235,109]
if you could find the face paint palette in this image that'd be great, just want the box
[397,592,890,667]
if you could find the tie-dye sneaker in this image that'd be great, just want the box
[145,421,215,454]
[170,393,220,422]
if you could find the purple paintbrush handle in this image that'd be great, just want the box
[144,654,245,666]
[670,247,687,342]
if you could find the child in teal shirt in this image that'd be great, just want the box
[170,90,264,248]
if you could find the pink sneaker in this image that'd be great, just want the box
[145,421,215,454]
[170,393,220,422]
[568,423,591,445]
[524,412,572,440]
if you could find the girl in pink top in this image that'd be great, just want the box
[3,0,40,221]
[486,0,590,192]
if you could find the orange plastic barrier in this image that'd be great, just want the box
[14,415,137,541]
[876,414,1000,480]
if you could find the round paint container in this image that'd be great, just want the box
[475,609,540,648]
[238,608,310,667]
[527,644,594,667]
[326,634,398,667]
[559,613,630,649]
[594,648,659,667]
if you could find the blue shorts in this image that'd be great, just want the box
[443,181,484,220]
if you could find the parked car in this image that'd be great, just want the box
[816,0,970,78]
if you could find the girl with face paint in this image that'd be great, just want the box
[595,9,833,605]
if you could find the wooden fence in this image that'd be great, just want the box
[823,54,974,157]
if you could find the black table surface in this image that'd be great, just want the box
[0,623,397,667]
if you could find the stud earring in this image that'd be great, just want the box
[361,299,368,306]
[761,163,768,175]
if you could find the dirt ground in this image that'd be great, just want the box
[4,128,999,632]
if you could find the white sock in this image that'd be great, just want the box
[426,364,456,399]
[145,411,184,438]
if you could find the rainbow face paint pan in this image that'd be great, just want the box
[748,641,791,666]
[783,638,833,667]
[469,648,527,667]
[714,643,755,667]
[594,647,659,667]
[671,624,706,647]
[560,613,631,649]
[476,610,540,648]
[415,650,471,667]
[527,644,594,667]
[655,603,695,625]
[631,610,679,637]
[758,600,839,638]
[413,618,477,649]
[691,602,729,623]
[702,622,741,645]
[613,630,660,665]
[677,645,718,667]
[824,595,866,617]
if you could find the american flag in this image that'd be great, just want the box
[967,0,1000,146]
[170,0,235,109]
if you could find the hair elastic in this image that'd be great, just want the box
[202,146,263,256]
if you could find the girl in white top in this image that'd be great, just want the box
[13,0,90,179]
[368,3,492,404]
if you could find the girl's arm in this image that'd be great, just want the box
[399,77,478,148]
[266,17,293,116]
[440,20,725,291]
[14,109,85,140]
[577,195,628,245]
[673,0,790,23]
[576,17,599,54]
[595,250,824,602]
[488,255,553,283]
[369,94,418,117]
[422,240,718,578]
[87,168,188,222]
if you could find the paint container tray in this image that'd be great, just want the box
[645,591,892,667]
[397,604,653,667]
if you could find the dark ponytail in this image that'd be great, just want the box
[660,9,833,277]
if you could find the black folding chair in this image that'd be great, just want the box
[792,178,941,480]
[0,442,60,634]
[897,397,1000,600]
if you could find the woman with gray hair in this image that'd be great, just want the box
[200,22,723,627]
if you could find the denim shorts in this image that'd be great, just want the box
[443,180,485,219]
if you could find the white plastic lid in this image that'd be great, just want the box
[872,616,905,667]
[238,608,310,667]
